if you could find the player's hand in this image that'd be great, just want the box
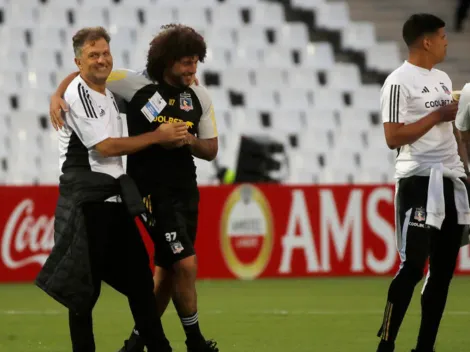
[50,94,68,131]
[183,133,196,146]
[153,122,188,144]
[438,102,459,122]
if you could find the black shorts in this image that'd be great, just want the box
[395,176,468,274]
[140,186,199,268]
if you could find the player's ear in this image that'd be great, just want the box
[74,57,82,70]
[422,35,432,51]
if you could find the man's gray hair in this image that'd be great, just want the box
[72,26,111,58]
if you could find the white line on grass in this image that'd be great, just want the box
[2,309,470,316]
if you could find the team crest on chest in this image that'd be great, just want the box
[180,92,193,112]
[414,207,426,222]
[440,82,451,95]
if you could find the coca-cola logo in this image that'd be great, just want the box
[2,199,54,269]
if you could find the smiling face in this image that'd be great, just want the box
[75,37,113,85]
[166,55,199,88]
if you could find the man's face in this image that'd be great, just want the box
[169,55,199,87]
[75,38,113,84]
[424,27,448,63]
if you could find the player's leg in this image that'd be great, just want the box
[169,189,217,351]
[414,180,465,352]
[118,192,183,352]
[157,192,216,351]
[103,203,171,352]
[377,177,430,352]
[68,202,109,352]
[154,266,174,317]
[68,286,101,352]
[120,267,173,352]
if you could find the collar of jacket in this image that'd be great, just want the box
[59,171,146,217]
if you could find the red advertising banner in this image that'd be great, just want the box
[1,184,470,282]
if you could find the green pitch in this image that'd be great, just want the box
[1,278,469,351]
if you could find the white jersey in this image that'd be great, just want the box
[59,75,125,179]
[380,60,463,178]
[456,82,470,131]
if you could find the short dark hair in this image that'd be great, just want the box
[146,24,207,82]
[402,14,445,47]
[73,26,111,58]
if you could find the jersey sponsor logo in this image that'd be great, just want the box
[424,99,452,108]
[408,221,427,228]
[180,92,193,112]
[153,115,195,129]
[220,184,274,280]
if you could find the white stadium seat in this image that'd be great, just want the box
[0,0,403,185]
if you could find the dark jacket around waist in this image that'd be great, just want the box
[35,171,148,313]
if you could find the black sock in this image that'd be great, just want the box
[180,312,205,347]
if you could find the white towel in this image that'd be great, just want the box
[425,163,470,230]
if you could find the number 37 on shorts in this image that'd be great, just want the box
[165,232,177,242]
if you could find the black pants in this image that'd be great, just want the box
[69,202,169,352]
[377,176,466,351]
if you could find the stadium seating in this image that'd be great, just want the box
[0,0,403,185]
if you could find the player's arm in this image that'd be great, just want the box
[186,135,218,161]
[382,82,457,150]
[455,84,470,142]
[453,123,470,175]
[50,69,149,130]
[185,86,218,161]
[49,71,79,130]
[185,92,218,160]
[68,99,188,157]
[454,83,470,176]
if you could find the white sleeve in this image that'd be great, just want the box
[380,79,409,124]
[192,85,218,139]
[456,83,470,131]
[106,69,152,102]
[66,98,109,149]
